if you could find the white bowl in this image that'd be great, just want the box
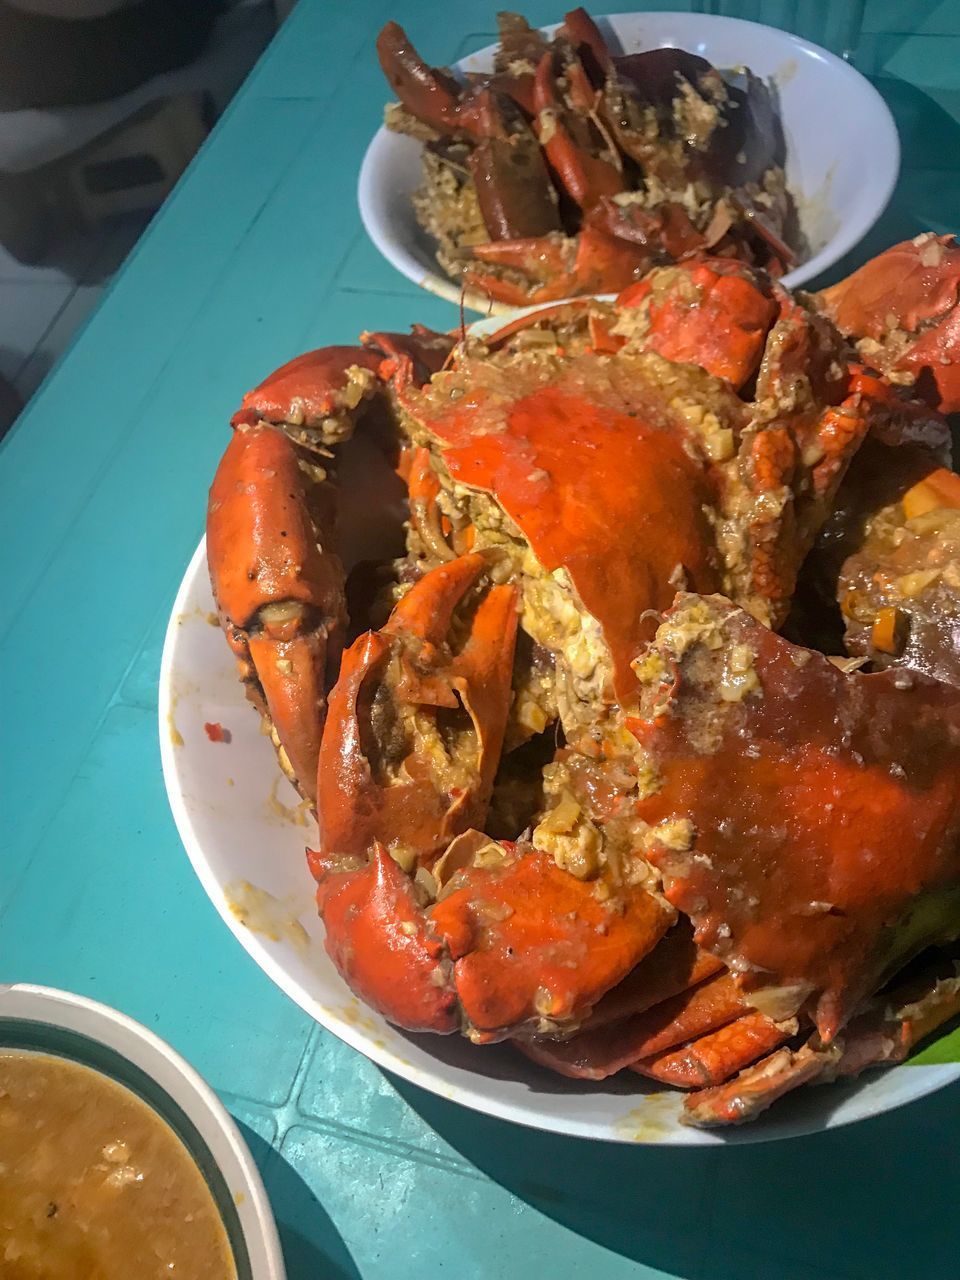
[358,11,899,314]
[0,983,285,1279]
[159,309,959,1143]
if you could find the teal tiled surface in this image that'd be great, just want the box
[3,1,960,1277]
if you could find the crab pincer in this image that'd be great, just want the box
[309,553,673,1038]
[375,21,466,136]
[313,842,459,1033]
[209,329,459,801]
[465,223,649,305]
[207,422,346,802]
[307,554,519,1031]
[430,841,674,1042]
[313,552,519,869]
[561,7,614,78]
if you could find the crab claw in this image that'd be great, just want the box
[618,259,779,390]
[312,842,458,1033]
[632,593,960,1045]
[376,21,465,136]
[402,443,456,565]
[562,7,614,78]
[314,553,519,868]
[233,329,458,439]
[207,422,345,801]
[816,233,960,414]
[231,345,384,436]
[532,48,622,211]
[465,225,649,305]
[519,969,746,1080]
[429,841,674,1041]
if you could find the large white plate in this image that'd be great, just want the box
[159,322,958,1142]
[358,11,900,315]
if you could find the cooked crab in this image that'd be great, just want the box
[205,235,960,1125]
[377,7,801,305]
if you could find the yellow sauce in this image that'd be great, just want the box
[225,879,311,953]
[0,1052,235,1279]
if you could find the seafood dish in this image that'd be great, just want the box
[205,234,960,1127]
[376,7,801,305]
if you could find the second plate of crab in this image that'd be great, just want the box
[162,235,960,1143]
[358,8,899,311]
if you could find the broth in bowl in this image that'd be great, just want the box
[0,1051,235,1279]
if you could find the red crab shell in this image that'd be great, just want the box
[408,352,725,702]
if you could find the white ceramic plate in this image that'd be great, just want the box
[159,310,958,1142]
[358,11,899,315]
[0,983,285,1279]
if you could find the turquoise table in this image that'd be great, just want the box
[3,2,960,1276]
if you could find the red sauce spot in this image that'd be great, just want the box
[204,722,231,743]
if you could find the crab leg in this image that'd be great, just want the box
[632,1011,796,1088]
[465,224,649,306]
[683,963,960,1127]
[741,370,891,619]
[579,924,723,1030]
[376,21,466,136]
[683,1044,832,1128]
[481,299,596,348]
[404,444,453,563]
[361,326,456,388]
[519,972,746,1080]
[532,48,622,211]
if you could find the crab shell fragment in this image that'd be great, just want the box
[205,235,960,1127]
